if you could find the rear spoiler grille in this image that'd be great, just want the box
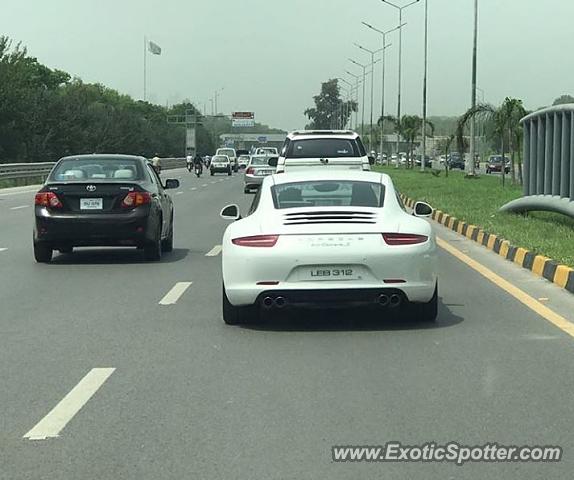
[283,210,376,225]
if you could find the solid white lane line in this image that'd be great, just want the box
[159,282,193,305]
[205,245,222,257]
[10,205,29,210]
[23,368,115,440]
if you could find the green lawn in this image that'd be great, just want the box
[377,166,574,268]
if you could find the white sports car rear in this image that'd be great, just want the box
[220,171,438,324]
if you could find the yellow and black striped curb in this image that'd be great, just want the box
[399,194,574,295]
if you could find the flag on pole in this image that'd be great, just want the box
[148,41,162,55]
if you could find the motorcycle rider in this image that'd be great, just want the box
[192,153,203,175]
[186,153,193,172]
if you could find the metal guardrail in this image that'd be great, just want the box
[501,105,574,218]
[0,158,186,182]
[0,162,56,181]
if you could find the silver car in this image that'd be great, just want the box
[244,155,276,193]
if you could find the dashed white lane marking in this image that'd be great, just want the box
[0,248,7,252]
[23,368,115,440]
[218,179,225,183]
[175,191,183,195]
[190,187,197,191]
[205,245,222,257]
[10,205,29,210]
[201,184,208,188]
[159,282,193,305]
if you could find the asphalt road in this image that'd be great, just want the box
[0,168,573,479]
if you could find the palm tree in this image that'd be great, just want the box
[457,97,526,185]
[380,115,434,168]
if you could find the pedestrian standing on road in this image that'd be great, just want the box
[151,153,161,174]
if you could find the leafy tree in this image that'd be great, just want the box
[552,95,574,106]
[304,79,357,129]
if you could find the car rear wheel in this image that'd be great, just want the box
[227,169,232,176]
[222,284,258,325]
[144,224,162,261]
[161,216,174,253]
[410,283,438,322]
[210,171,214,176]
[34,242,53,263]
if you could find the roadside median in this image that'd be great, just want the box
[378,166,574,294]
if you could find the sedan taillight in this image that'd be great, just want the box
[246,167,255,175]
[121,192,152,208]
[35,192,63,209]
[382,233,428,245]
[232,235,279,247]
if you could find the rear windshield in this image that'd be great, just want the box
[272,180,384,209]
[212,156,229,162]
[51,158,144,181]
[217,149,235,157]
[250,156,270,166]
[286,138,360,158]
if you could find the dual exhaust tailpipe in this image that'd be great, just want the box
[262,296,287,309]
[378,293,402,308]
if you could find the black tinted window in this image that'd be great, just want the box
[286,139,360,158]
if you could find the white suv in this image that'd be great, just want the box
[275,130,371,173]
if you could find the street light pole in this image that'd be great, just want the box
[354,43,384,153]
[362,22,404,164]
[468,0,478,176]
[381,0,420,166]
[345,71,362,130]
[338,78,353,129]
[348,59,369,140]
[421,0,429,172]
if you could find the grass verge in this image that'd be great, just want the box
[377,166,574,268]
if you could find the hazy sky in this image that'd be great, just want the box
[3,0,573,130]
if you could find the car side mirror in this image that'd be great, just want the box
[164,179,180,189]
[413,201,433,218]
[368,156,375,165]
[268,157,278,167]
[220,204,241,221]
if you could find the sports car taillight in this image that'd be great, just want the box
[121,192,152,208]
[382,233,428,245]
[232,235,279,247]
[35,192,63,209]
[246,167,255,175]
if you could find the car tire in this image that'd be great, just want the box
[144,223,162,261]
[34,242,53,263]
[411,283,438,322]
[210,171,214,176]
[161,216,174,253]
[222,284,258,325]
[228,170,232,176]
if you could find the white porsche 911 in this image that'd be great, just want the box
[219,170,438,325]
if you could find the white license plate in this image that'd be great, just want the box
[257,170,272,176]
[80,198,103,210]
[301,266,361,281]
